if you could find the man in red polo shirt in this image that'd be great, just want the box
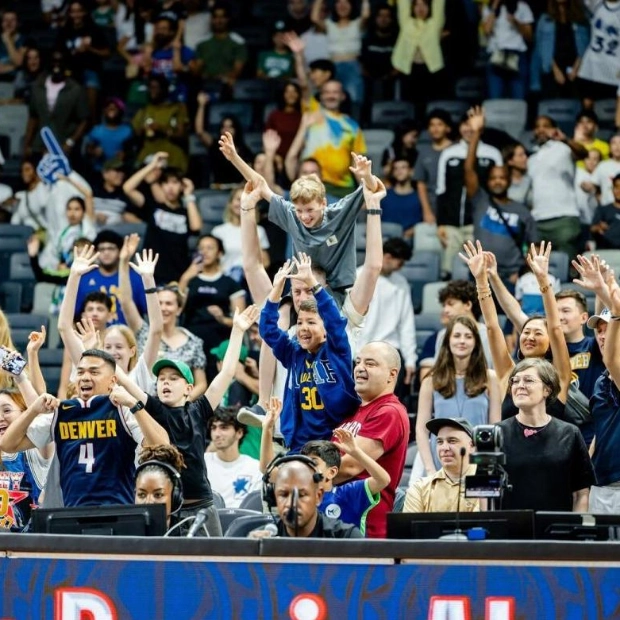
[332,341,409,538]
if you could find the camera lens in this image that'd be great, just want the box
[478,430,492,442]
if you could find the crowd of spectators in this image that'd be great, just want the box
[0,0,619,540]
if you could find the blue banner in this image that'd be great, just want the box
[2,558,620,619]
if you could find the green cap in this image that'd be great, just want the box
[210,340,248,363]
[152,359,195,385]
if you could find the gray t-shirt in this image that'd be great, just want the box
[268,186,364,289]
[413,144,444,213]
[472,189,538,278]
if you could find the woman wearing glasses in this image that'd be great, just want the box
[499,358,595,511]
[460,240,572,421]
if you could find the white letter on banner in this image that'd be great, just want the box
[427,596,471,620]
[485,597,515,620]
[54,587,118,620]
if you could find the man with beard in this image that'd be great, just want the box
[464,106,537,285]
[23,49,89,161]
[146,16,198,103]
[85,98,133,173]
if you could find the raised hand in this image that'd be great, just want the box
[27,326,47,354]
[272,259,295,291]
[70,244,99,277]
[129,248,159,277]
[27,235,41,258]
[218,131,238,161]
[75,317,101,350]
[232,305,260,332]
[288,252,314,286]
[197,92,210,107]
[32,392,59,415]
[262,396,282,430]
[150,151,169,168]
[109,385,136,408]
[182,177,195,196]
[572,254,605,292]
[362,176,386,208]
[484,251,499,279]
[332,427,358,455]
[262,129,281,155]
[120,233,141,264]
[459,240,488,282]
[526,241,551,280]
[467,105,485,133]
[240,180,263,212]
[349,152,373,182]
[283,31,305,54]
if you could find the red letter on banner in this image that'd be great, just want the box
[54,587,118,620]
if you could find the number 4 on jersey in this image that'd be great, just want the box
[78,443,96,473]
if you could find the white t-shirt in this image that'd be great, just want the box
[300,30,329,65]
[325,18,363,58]
[528,140,580,221]
[484,2,534,53]
[204,452,262,508]
[0,183,12,205]
[11,183,50,230]
[575,167,600,224]
[592,159,620,205]
[115,4,154,51]
[211,221,270,275]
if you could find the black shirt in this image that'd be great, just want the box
[142,195,198,284]
[498,416,596,511]
[276,512,363,538]
[56,23,110,78]
[145,394,214,502]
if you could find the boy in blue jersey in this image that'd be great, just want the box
[259,254,361,452]
[0,350,170,507]
[115,305,261,536]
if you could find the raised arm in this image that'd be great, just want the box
[284,113,312,182]
[527,241,572,401]
[219,131,274,202]
[118,234,144,332]
[460,240,514,382]
[414,376,437,475]
[26,326,47,396]
[602,272,620,388]
[205,305,260,410]
[259,397,281,474]
[348,177,385,316]
[0,393,58,453]
[282,32,310,101]
[182,177,202,233]
[261,129,283,191]
[194,92,213,147]
[486,251,528,330]
[129,249,163,368]
[57,245,101,365]
[311,0,327,31]
[572,254,615,312]
[464,106,483,199]
[123,152,168,207]
[333,427,391,496]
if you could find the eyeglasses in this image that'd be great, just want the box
[509,376,544,388]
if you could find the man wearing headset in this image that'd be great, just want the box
[255,457,363,538]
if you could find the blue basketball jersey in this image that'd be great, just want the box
[0,450,48,531]
[52,395,138,507]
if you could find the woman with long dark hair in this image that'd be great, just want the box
[415,315,500,476]
[265,81,303,158]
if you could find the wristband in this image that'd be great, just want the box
[478,291,493,301]
[310,283,323,295]
[129,401,145,414]
[144,287,158,294]
[366,209,382,215]
[182,194,197,205]
[539,284,550,294]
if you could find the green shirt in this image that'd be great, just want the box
[196,33,248,79]
[257,50,294,79]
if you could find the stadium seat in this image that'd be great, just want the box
[198,191,229,225]
[363,128,394,157]
[37,348,65,395]
[0,103,28,156]
[244,131,264,155]
[589,250,620,275]
[413,223,442,254]
[421,281,445,314]
[233,79,276,103]
[381,222,404,239]
[262,102,278,123]
[189,133,208,156]
[212,491,226,509]
[594,99,617,128]
[0,238,28,280]
[370,101,415,129]
[238,490,263,512]
[451,254,471,281]
[208,101,254,132]
[548,251,570,282]
[401,251,441,312]
[425,100,468,124]
[0,224,34,240]
[111,222,147,244]
[224,514,275,537]
[217,508,261,534]
[9,252,36,310]
[32,282,57,315]
[537,99,581,135]
[0,83,14,99]
[0,282,23,314]
[5,313,49,352]
[483,99,528,139]
[415,312,443,332]
[455,75,486,103]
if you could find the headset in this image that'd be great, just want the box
[262,454,323,511]
[135,460,184,516]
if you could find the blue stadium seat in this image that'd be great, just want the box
[401,252,441,312]
[0,282,23,314]
[233,79,276,103]
[421,281,445,314]
[0,224,34,240]
[370,101,415,129]
[594,99,617,128]
[0,239,28,281]
[209,101,254,132]
[455,75,486,103]
[549,251,570,282]
[425,100,468,125]
[5,313,49,352]
[537,99,581,135]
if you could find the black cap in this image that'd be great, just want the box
[426,417,474,439]
[94,230,123,249]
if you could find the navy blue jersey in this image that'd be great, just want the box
[52,395,139,507]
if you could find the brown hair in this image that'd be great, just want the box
[555,289,588,313]
[508,358,561,404]
[104,325,138,371]
[431,315,488,399]
[138,444,186,471]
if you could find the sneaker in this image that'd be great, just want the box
[237,403,267,428]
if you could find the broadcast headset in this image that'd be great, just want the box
[262,454,324,511]
[135,460,184,515]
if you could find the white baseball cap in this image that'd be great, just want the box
[586,308,611,329]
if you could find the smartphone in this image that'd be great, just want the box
[0,347,27,376]
[192,252,204,264]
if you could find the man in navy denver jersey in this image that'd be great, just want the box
[0,350,169,506]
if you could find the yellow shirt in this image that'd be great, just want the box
[577,138,610,168]
[404,465,480,513]
[392,0,446,74]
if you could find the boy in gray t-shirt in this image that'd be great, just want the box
[218,131,379,292]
